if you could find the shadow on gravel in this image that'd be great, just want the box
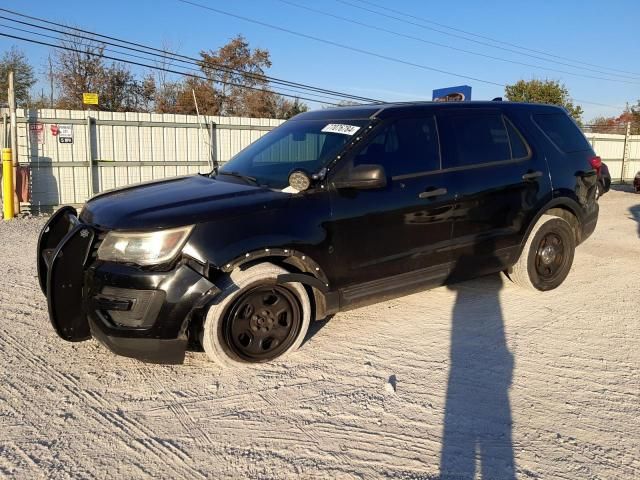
[301,314,332,347]
[439,250,516,480]
[610,183,635,193]
[629,204,640,238]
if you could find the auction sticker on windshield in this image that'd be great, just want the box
[321,124,361,135]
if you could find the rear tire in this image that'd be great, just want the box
[508,214,575,291]
[201,262,311,367]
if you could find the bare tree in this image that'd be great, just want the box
[53,32,153,112]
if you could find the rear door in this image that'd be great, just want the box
[437,108,552,280]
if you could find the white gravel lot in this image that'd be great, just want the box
[1,187,639,479]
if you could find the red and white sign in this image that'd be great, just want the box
[29,123,44,144]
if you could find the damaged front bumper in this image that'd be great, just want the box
[37,207,220,364]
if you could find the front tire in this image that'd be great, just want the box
[201,262,311,367]
[508,214,575,291]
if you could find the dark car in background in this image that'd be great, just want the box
[634,171,640,192]
[37,101,599,366]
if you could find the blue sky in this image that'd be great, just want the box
[2,0,639,120]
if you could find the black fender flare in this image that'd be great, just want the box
[518,196,584,258]
[217,249,337,320]
[219,248,330,286]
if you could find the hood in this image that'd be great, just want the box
[80,175,289,230]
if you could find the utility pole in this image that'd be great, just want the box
[48,54,54,108]
[620,122,631,183]
[8,70,20,214]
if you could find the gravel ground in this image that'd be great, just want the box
[1,187,639,479]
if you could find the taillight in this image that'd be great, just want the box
[590,156,602,173]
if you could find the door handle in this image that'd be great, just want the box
[419,187,448,199]
[522,170,543,181]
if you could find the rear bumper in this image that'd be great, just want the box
[38,207,220,364]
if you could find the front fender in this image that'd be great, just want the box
[183,189,333,282]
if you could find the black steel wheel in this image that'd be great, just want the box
[201,262,311,367]
[223,285,302,362]
[508,214,575,291]
[534,232,568,282]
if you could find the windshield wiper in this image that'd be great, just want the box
[216,171,259,185]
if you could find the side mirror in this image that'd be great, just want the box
[332,164,387,190]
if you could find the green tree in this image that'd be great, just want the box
[505,79,583,124]
[0,46,37,106]
[628,100,640,134]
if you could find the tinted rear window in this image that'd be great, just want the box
[505,118,529,159]
[439,112,515,168]
[533,113,591,153]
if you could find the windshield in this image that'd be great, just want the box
[218,119,370,189]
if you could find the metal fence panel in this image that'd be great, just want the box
[1,108,284,211]
[585,133,639,182]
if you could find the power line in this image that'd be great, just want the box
[0,31,343,106]
[339,0,640,80]
[0,7,381,104]
[0,6,628,112]
[176,0,628,111]
[0,22,352,104]
[277,0,640,87]
[177,0,506,87]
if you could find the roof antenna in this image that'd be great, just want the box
[192,89,217,173]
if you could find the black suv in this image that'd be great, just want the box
[38,102,599,366]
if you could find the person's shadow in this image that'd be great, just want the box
[629,204,640,238]
[439,243,516,480]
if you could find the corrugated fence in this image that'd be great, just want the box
[1,108,639,212]
[1,108,283,211]
[585,132,640,183]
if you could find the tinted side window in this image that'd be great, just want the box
[505,117,530,159]
[439,112,512,168]
[354,116,440,177]
[533,113,591,153]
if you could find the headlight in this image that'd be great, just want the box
[97,225,194,266]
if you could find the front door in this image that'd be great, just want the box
[326,115,456,303]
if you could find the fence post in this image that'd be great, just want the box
[620,121,631,183]
[86,116,94,199]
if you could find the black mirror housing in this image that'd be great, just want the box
[332,164,387,190]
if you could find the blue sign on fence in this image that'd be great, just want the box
[432,85,472,102]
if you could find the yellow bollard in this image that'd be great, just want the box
[2,148,15,220]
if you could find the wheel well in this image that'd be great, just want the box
[187,255,326,350]
[223,253,330,322]
[545,206,581,244]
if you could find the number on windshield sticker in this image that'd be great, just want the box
[321,124,360,135]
